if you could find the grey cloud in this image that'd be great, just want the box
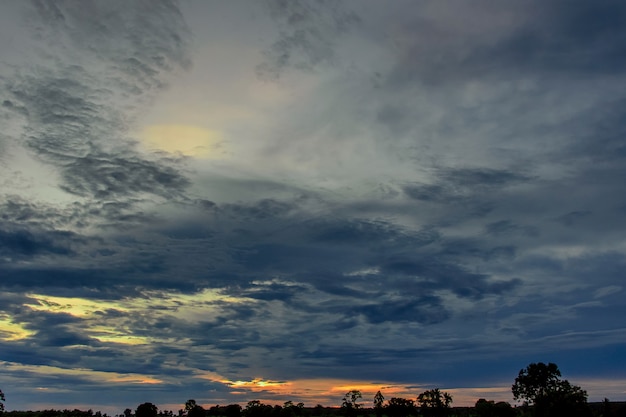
[59,153,189,199]
[0,226,74,257]
[555,210,592,226]
[383,1,626,88]
[484,220,538,237]
[404,167,530,203]
[355,296,449,325]
[29,0,191,89]
[6,69,190,201]
[257,0,359,79]
[1,0,192,203]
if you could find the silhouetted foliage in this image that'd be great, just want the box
[181,400,204,417]
[136,404,158,417]
[386,397,415,417]
[474,399,514,417]
[417,389,452,417]
[373,391,384,417]
[281,402,305,417]
[512,362,590,417]
[341,391,362,417]
[222,405,242,417]
[1,389,5,414]
[243,401,275,417]
[512,362,562,404]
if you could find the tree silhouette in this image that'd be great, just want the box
[0,388,5,413]
[222,404,242,417]
[417,389,452,417]
[512,362,590,417]
[136,403,158,417]
[341,390,362,417]
[385,397,415,417]
[373,391,384,417]
[184,401,197,413]
[184,400,205,417]
[512,362,562,404]
[474,399,514,417]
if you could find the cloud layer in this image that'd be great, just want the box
[1,0,625,412]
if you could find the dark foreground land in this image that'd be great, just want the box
[3,402,626,417]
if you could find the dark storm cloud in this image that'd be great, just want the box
[354,296,449,325]
[0,226,73,257]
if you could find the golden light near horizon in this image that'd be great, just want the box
[140,124,225,158]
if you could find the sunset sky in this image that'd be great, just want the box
[1,0,626,413]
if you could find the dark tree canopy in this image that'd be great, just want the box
[512,362,590,417]
[340,390,362,417]
[417,389,452,417]
[474,399,515,417]
[135,403,158,417]
[385,397,415,417]
[512,362,562,404]
[1,389,5,413]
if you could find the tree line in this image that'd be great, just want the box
[1,363,624,417]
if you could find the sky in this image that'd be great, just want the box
[1,0,626,413]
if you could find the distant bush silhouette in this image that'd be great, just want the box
[474,399,514,417]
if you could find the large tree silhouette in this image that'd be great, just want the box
[417,389,452,417]
[136,403,158,417]
[512,362,590,417]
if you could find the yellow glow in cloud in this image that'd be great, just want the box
[141,124,224,158]
[25,294,151,346]
[226,378,288,389]
[24,290,250,346]
[0,315,35,341]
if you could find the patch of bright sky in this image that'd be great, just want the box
[140,124,225,158]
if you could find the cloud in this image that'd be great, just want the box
[0,227,74,257]
[256,0,360,79]
[1,0,626,410]
[1,0,192,205]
